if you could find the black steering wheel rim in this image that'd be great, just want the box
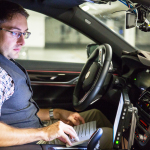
[73,44,112,111]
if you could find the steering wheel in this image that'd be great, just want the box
[73,44,112,111]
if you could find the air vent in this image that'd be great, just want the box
[140,91,150,102]
[138,91,150,115]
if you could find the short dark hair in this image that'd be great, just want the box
[0,1,29,25]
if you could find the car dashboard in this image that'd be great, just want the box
[112,50,150,150]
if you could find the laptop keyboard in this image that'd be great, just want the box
[37,120,96,146]
[66,121,96,147]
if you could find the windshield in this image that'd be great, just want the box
[80,1,150,52]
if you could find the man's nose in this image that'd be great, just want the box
[17,34,25,46]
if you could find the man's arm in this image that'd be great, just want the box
[37,108,85,125]
[0,121,77,147]
[53,109,85,126]
[37,109,50,121]
[0,121,43,147]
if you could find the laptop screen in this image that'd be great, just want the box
[113,93,124,148]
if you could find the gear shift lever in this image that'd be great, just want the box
[87,128,103,150]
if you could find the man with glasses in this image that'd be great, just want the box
[0,28,31,39]
[0,0,112,148]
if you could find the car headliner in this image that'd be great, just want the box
[8,0,83,11]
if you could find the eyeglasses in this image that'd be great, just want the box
[0,28,31,39]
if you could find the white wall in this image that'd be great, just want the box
[45,17,93,44]
[124,27,135,47]
[24,10,46,48]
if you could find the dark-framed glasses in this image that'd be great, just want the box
[0,28,31,39]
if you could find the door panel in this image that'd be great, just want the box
[16,60,84,110]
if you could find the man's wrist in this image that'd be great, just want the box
[49,109,54,120]
[53,109,60,120]
[49,109,60,120]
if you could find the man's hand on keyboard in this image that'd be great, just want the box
[66,121,97,147]
[42,121,79,146]
[53,109,85,126]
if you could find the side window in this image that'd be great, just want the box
[19,10,94,63]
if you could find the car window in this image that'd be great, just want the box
[18,9,94,63]
[80,1,150,52]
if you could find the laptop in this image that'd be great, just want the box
[113,91,131,149]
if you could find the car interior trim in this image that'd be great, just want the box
[27,70,81,74]
[31,76,79,86]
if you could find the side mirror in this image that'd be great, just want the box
[86,43,99,58]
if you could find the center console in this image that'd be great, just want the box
[135,91,150,149]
